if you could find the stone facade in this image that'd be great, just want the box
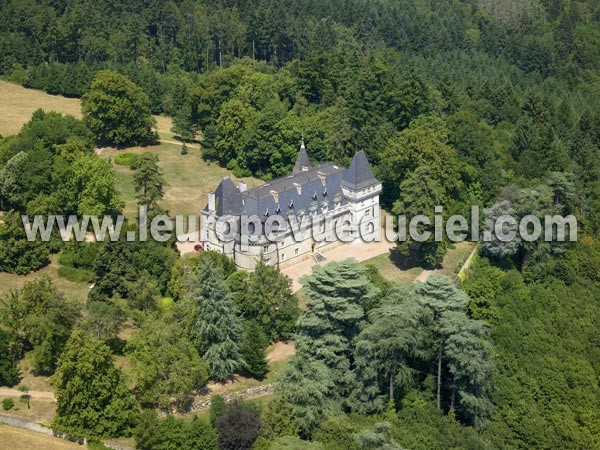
[201,142,381,271]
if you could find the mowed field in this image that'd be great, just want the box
[0,255,90,302]
[99,144,262,219]
[0,80,82,136]
[0,425,84,450]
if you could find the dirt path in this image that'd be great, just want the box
[160,138,200,149]
[0,388,55,400]
[414,269,435,282]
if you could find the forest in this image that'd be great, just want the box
[0,0,599,449]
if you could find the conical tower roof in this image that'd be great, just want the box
[214,176,243,215]
[342,151,378,190]
[293,138,311,173]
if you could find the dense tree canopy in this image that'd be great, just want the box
[0,2,599,449]
[82,70,157,147]
[52,328,138,439]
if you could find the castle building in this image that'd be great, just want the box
[200,141,381,270]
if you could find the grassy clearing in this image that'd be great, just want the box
[99,143,262,219]
[17,354,55,393]
[439,241,475,277]
[0,80,174,140]
[3,398,57,425]
[180,393,276,422]
[0,425,83,450]
[0,255,90,303]
[0,80,81,136]
[361,242,475,285]
[362,251,424,285]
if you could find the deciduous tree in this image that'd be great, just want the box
[128,318,208,410]
[52,328,138,439]
[82,70,157,147]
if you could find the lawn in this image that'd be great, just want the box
[0,80,176,140]
[0,425,83,450]
[0,80,81,136]
[361,251,424,285]
[99,143,262,220]
[3,398,57,425]
[0,255,90,303]
[438,241,475,277]
[361,242,476,285]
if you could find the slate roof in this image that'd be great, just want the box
[341,151,379,190]
[206,147,378,221]
[293,139,311,173]
[214,176,243,216]
[242,163,347,221]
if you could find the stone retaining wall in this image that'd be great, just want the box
[190,383,275,411]
[0,412,86,444]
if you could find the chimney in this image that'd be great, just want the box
[239,180,247,192]
[208,191,215,212]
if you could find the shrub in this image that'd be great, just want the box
[114,152,141,169]
[2,398,14,411]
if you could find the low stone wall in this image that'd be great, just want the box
[0,412,54,436]
[190,383,275,411]
[0,412,86,444]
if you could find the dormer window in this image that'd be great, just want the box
[289,200,294,209]
[264,209,269,217]
[323,188,327,196]
[275,204,281,214]
[312,191,318,200]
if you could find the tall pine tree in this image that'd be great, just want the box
[416,275,468,410]
[191,260,244,382]
[297,259,378,398]
[350,285,428,413]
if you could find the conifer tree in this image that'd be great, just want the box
[350,286,427,413]
[240,320,269,380]
[192,260,244,381]
[297,259,378,395]
[244,257,299,339]
[393,166,447,268]
[416,274,468,410]
[0,330,19,386]
[253,396,300,450]
[277,355,336,439]
[480,200,521,261]
[441,311,494,429]
[134,153,166,211]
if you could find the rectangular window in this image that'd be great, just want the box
[263,245,269,253]
[265,258,271,265]
[295,248,299,256]
[281,253,285,261]
[365,209,370,216]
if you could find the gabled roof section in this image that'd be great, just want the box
[242,163,346,221]
[342,151,379,190]
[214,176,243,216]
[293,139,311,173]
